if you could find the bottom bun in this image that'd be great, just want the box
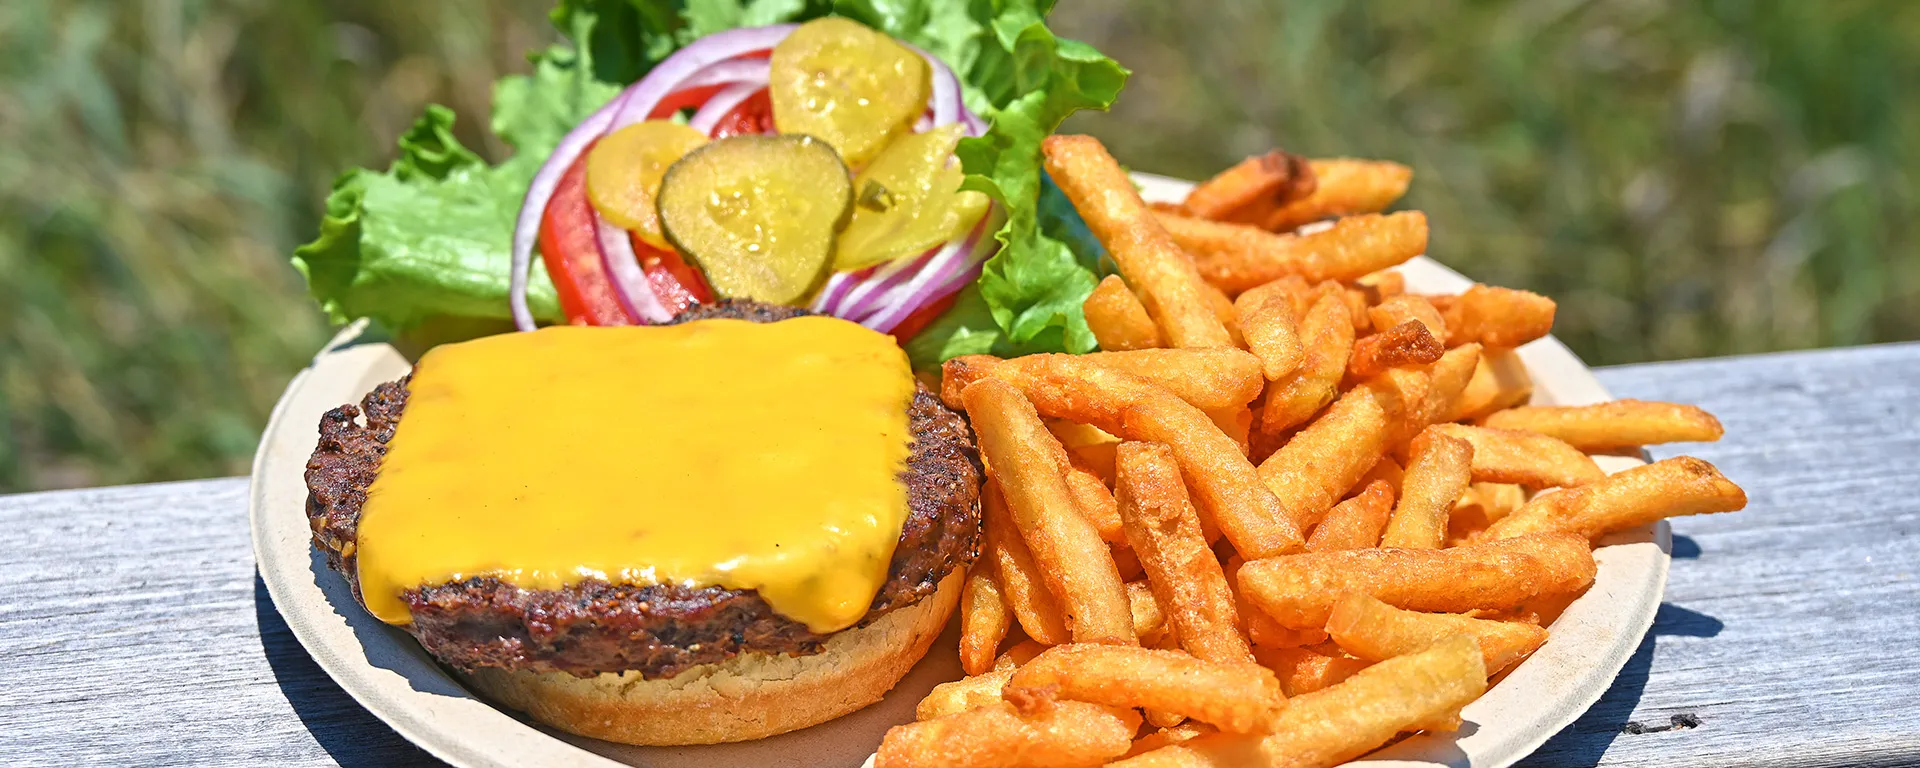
[463,571,963,746]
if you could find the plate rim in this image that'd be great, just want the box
[250,173,1666,768]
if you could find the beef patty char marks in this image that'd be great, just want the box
[303,300,982,679]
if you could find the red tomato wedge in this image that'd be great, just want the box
[540,144,717,325]
[538,143,630,326]
[632,234,713,316]
[711,90,775,139]
[888,291,959,344]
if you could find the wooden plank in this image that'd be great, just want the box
[1524,341,1920,767]
[1,342,1917,767]
[0,480,440,768]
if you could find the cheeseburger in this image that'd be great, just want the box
[304,301,982,744]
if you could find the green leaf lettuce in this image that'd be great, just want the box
[294,0,1126,365]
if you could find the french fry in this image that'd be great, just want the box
[1043,135,1233,348]
[1444,284,1556,349]
[1306,479,1394,551]
[1225,556,1327,649]
[1260,368,1429,530]
[1157,211,1428,295]
[947,354,1305,559]
[1448,347,1533,421]
[1009,644,1284,734]
[1234,284,1305,380]
[1252,644,1373,697]
[878,699,1138,768]
[1049,420,1120,484]
[964,380,1137,645]
[1111,635,1485,768]
[983,479,1073,646]
[1428,423,1605,488]
[1367,295,1447,342]
[1259,294,1356,435]
[917,641,1050,721]
[1420,343,1482,426]
[954,349,1265,411]
[1125,722,1219,760]
[1084,348,1265,409]
[1445,482,1527,545]
[1480,400,1726,451]
[1062,453,1127,544]
[1128,579,1170,643]
[1483,456,1747,540]
[1182,150,1316,223]
[1204,405,1252,456]
[1380,428,1473,549]
[960,560,1012,676]
[1355,269,1407,304]
[1115,442,1254,664]
[1237,533,1597,629]
[1262,158,1415,232]
[1350,455,1404,497]
[1326,593,1549,676]
[1346,319,1445,381]
[1202,282,1246,347]
[1085,275,1165,351]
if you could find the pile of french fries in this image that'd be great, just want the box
[874,136,1749,768]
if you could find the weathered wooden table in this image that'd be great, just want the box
[4,343,1917,767]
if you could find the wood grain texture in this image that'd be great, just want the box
[1525,341,1920,768]
[2,342,1918,767]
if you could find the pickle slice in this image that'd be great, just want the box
[770,18,929,168]
[833,124,990,271]
[585,120,709,249]
[657,135,851,305]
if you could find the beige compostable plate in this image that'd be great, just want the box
[249,174,1666,768]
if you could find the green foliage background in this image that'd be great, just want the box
[3,0,1915,491]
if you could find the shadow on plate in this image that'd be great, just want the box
[257,572,449,767]
[305,546,482,698]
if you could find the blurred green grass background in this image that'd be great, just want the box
[3,0,1915,491]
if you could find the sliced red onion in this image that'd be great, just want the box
[810,271,860,314]
[861,216,992,332]
[511,25,797,330]
[835,245,938,319]
[677,57,772,91]
[690,82,768,135]
[595,215,673,323]
[606,25,796,132]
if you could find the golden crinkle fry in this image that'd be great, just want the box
[1084,275,1165,351]
[1157,211,1428,295]
[1483,456,1748,541]
[1009,644,1284,734]
[876,699,1139,768]
[964,380,1136,645]
[1044,136,1232,348]
[1481,399,1726,451]
[1111,635,1485,768]
[1262,158,1415,232]
[1237,533,1597,629]
[898,146,1753,768]
[1181,150,1317,224]
[1326,593,1550,675]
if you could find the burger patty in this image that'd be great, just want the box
[303,300,983,679]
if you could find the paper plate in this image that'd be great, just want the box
[250,173,1665,768]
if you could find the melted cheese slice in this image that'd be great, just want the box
[354,317,915,633]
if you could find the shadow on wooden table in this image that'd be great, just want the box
[256,572,449,767]
[1518,598,1724,767]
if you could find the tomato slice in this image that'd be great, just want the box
[888,292,959,344]
[541,145,717,325]
[632,234,713,316]
[539,142,631,326]
[711,90,775,139]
